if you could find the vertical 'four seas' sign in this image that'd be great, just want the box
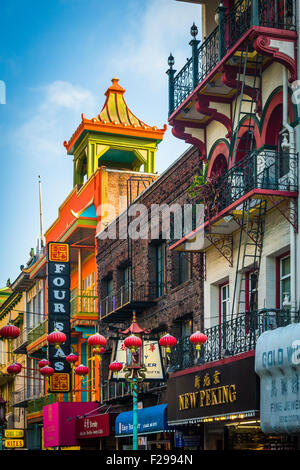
[47,242,71,393]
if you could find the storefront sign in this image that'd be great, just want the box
[168,356,259,424]
[255,323,300,434]
[76,413,116,439]
[47,242,71,392]
[43,402,99,448]
[4,429,24,438]
[116,404,170,437]
[111,339,164,382]
[4,439,24,448]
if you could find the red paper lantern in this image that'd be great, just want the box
[93,347,105,361]
[159,334,177,354]
[109,361,123,375]
[75,364,89,376]
[87,333,107,352]
[123,335,142,352]
[66,353,78,365]
[40,365,54,377]
[0,324,20,340]
[93,347,105,355]
[47,330,67,349]
[38,359,50,368]
[7,362,22,375]
[190,331,207,350]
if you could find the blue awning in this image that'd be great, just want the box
[115,404,170,437]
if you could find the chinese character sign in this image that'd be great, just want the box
[47,242,71,392]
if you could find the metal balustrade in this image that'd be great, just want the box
[12,327,29,353]
[101,380,166,402]
[100,281,165,319]
[27,319,47,346]
[169,308,300,372]
[70,290,98,317]
[169,0,296,115]
[190,150,298,232]
[11,384,45,407]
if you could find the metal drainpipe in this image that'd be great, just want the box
[283,66,297,317]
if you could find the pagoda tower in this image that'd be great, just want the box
[64,78,167,186]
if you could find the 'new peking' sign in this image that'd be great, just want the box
[47,242,71,392]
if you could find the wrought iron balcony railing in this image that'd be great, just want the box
[12,327,30,353]
[101,380,166,402]
[100,281,165,319]
[11,385,45,407]
[169,308,299,372]
[26,392,57,415]
[27,319,47,346]
[70,290,98,317]
[168,0,296,115]
[190,149,298,232]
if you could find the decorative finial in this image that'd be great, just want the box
[190,22,198,38]
[168,53,175,69]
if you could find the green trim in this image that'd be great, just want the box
[60,217,97,242]
[207,138,230,162]
[229,114,261,156]
[260,86,299,134]
[0,293,22,320]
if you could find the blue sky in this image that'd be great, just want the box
[0,0,201,286]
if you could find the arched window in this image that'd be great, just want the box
[210,153,228,178]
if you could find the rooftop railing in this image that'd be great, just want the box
[168,0,296,115]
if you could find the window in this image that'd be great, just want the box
[220,283,230,323]
[107,278,113,297]
[280,255,291,309]
[177,253,191,285]
[156,243,166,297]
[245,271,258,312]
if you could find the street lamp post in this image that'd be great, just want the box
[109,310,150,451]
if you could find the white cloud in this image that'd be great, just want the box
[15,81,98,160]
[108,0,201,90]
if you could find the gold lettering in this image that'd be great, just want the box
[184,394,189,409]
[222,385,229,404]
[205,389,211,406]
[229,384,237,403]
[211,388,218,405]
[199,390,206,407]
[178,395,185,410]
[178,383,237,411]
[189,392,198,408]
